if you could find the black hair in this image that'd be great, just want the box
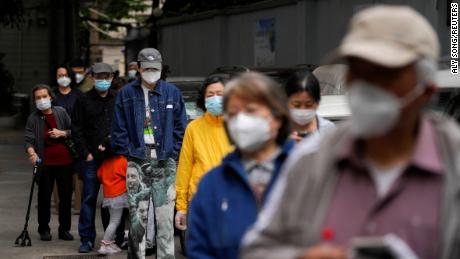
[284,70,321,103]
[69,58,86,68]
[161,65,171,80]
[55,65,77,89]
[196,75,227,111]
[110,75,128,91]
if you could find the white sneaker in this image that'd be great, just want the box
[98,240,121,255]
[111,242,122,253]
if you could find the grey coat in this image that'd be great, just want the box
[240,112,460,259]
[24,106,72,159]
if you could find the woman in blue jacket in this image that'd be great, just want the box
[187,72,295,259]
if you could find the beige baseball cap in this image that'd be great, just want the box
[328,5,440,67]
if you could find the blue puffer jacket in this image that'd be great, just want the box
[187,140,295,259]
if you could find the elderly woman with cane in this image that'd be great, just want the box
[24,84,74,242]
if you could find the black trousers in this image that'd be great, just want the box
[101,206,129,246]
[37,164,73,234]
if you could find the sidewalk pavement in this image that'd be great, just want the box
[0,129,186,259]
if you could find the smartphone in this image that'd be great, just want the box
[351,237,397,259]
[297,131,310,138]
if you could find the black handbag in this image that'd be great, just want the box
[64,138,79,159]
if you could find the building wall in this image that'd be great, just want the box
[158,3,304,76]
[157,0,449,76]
[101,45,126,75]
[0,0,79,93]
[0,9,50,93]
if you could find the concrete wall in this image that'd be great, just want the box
[0,8,50,93]
[158,2,306,76]
[0,0,79,93]
[101,45,125,75]
[157,0,449,76]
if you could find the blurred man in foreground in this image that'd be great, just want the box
[241,5,460,259]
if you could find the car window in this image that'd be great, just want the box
[172,80,204,121]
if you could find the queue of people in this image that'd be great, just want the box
[22,4,460,259]
[241,5,459,259]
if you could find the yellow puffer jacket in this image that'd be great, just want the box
[175,112,233,212]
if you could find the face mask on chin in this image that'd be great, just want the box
[226,112,273,152]
[347,80,424,138]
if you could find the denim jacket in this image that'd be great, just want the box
[111,79,187,160]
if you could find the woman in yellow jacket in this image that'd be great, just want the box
[175,75,233,230]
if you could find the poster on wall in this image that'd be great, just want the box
[254,18,275,67]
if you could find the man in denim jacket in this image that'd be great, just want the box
[111,48,187,259]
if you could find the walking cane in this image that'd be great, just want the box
[15,158,41,247]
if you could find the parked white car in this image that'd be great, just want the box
[318,95,350,121]
[314,64,351,122]
[168,76,205,120]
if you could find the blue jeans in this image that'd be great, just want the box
[78,160,101,242]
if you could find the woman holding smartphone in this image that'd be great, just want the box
[285,70,335,142]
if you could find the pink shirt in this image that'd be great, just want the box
[323,118,443,259]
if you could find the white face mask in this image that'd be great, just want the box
[57,76,71,87]
[36,98,52,111]
[226,112,272,152]
[128,70,137,79]
[347,80,424,138]
[141,71,161,84]
[290,108,316,126]
[75,73,85,84]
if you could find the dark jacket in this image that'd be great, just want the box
[111,79,187,160]
[24,106,72,159]
[187,140,295,259]
[53,88,83,116]
[72,89,117,160]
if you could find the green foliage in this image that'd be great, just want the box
[164,0,267,15]
[97,0,150,20]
